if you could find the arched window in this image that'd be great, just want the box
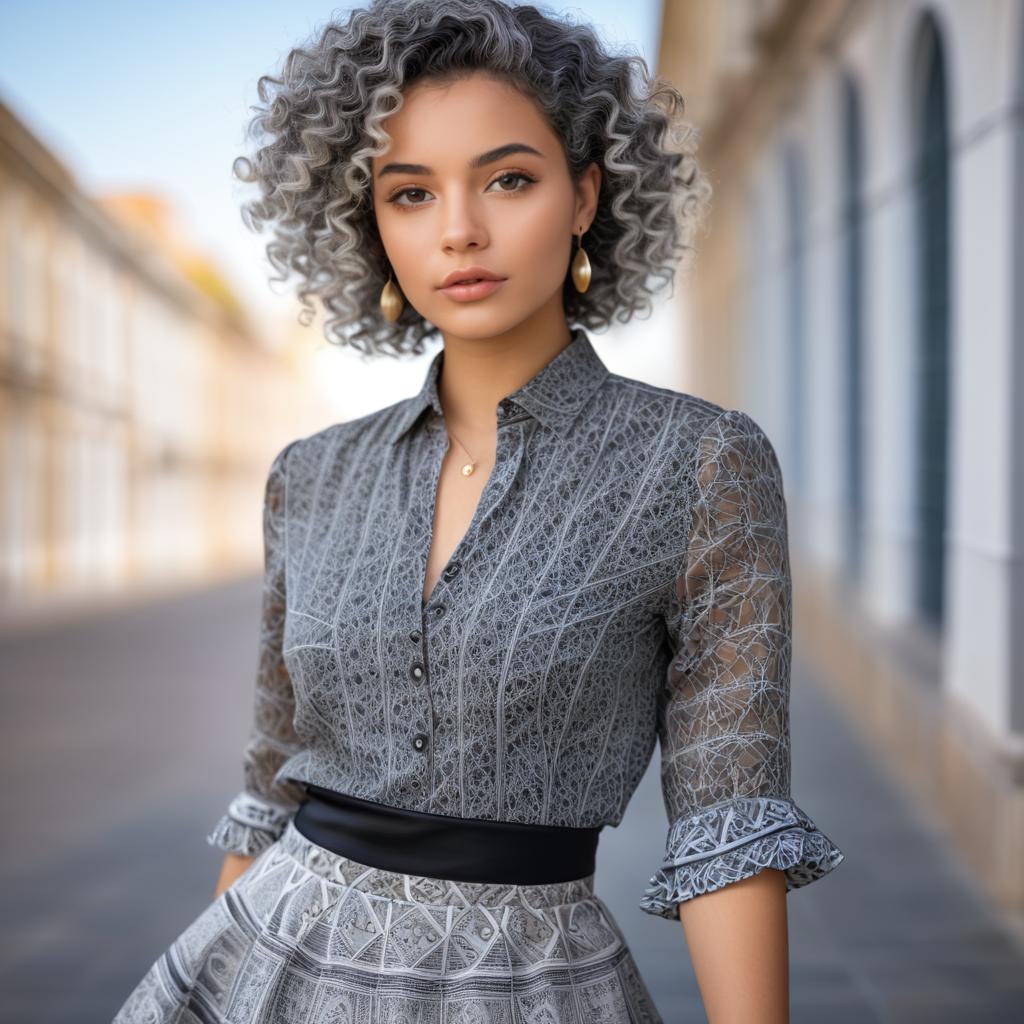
[840,73,866,581]
[911,12,952,627]
[783,142,807,495]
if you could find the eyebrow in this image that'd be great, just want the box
[375,142,545,178]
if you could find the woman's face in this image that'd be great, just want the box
[371,72,599,341]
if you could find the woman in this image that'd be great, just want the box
[113,1,845,1021]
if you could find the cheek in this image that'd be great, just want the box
[503,202,571,271]
[376,214,422,262]
[376,219,437,295]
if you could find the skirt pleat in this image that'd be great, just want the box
[112,820,664,1023]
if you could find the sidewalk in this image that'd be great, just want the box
[784,652,1024,1021]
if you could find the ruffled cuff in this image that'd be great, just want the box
[639,795,846,920]
[206,791,299,857]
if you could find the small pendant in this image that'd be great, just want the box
[461,463,475,476]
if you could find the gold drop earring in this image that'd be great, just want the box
[571,227,592,293]
[380,268,404,323]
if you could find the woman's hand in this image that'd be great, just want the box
[214,852,256,900]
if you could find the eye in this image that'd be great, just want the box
[486,171,537,194]
[384,170,537,209]
[386,186,431,208]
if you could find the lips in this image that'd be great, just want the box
[440,267,506,289]
[438,276,506,302]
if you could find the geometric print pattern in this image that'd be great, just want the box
[196,325,843,920]
[113,820,664,1022]
[208,791,300,858]
[640,796,847,919]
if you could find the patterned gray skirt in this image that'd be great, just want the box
[112,819,664,1022]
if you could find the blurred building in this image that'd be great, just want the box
[0,97,333,622]
[659,0,1024,929]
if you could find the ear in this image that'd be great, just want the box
[573,161,602,231]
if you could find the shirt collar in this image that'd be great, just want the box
[387,326,610,445]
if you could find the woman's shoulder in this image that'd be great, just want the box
[598,370,731,443]
[283,399,408,468]
[598,372,781,480]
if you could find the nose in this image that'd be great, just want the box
[438,185,489,252]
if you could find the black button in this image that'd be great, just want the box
[443,561,461,580]
[433,603,445,617]
[409,629,421,643]
[412,733,428,751]
[410,662,424,681]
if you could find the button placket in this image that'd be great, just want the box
[412,603,435,774]
[413,418,526,799]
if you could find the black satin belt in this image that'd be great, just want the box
[292,782,602,885]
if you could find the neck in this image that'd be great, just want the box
[436,306,572,440]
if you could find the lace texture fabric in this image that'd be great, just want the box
[205,327,845,919]
[640,406,846,917]
[640,796,846,919]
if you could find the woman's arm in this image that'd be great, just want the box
[214,853,255,900]
[678,866,789,1023]
[205,440,308,879]
[639,408,844,1016]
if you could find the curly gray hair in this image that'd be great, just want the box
[234,0,711,357]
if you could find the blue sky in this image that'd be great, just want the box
[0,1,664,330]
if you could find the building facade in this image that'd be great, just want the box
[0,98,330,621]
[658,0,1024,930]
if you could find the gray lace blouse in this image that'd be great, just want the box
[206,326,845,919]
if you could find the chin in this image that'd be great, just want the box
[434,313,520,340]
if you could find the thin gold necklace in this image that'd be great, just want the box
[446,427,479,476]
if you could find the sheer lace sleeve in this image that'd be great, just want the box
[639,408,845,920]
[206,439,307,857]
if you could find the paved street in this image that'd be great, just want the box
[1,579,1022,1022]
